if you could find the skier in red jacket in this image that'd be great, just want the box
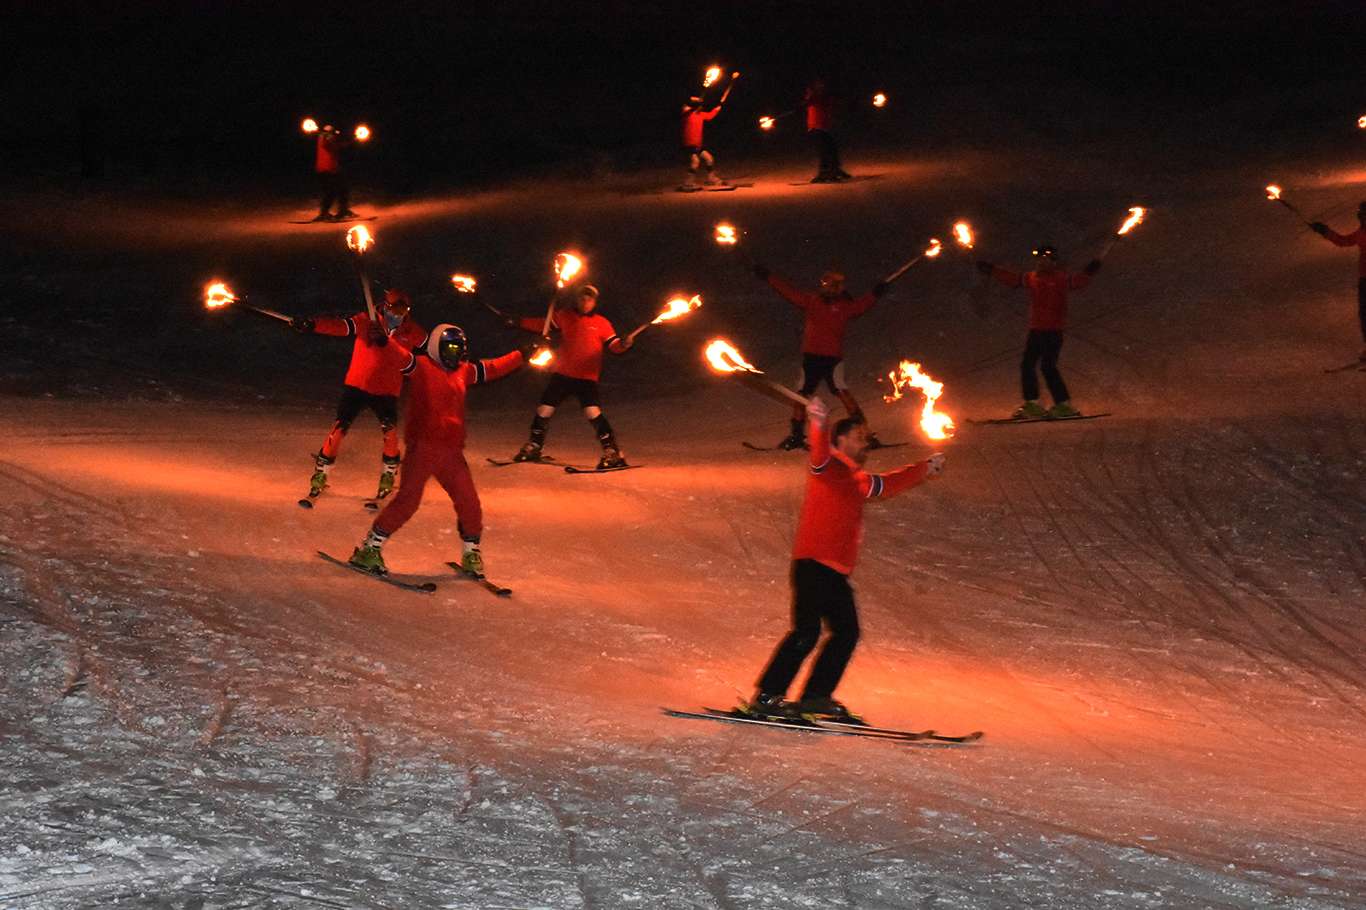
[743,396,944,721]
[1309,202,1366,362]
[803,79,851,183]
[509,284,634,469]
[291,289,428,501]
[312,125,357,222]
[752,262,891,449]
[349,324,529,577]
[977,245,1102,419]
[680,73,737,189]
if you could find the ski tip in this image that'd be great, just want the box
[363,500,380,511]
[297,499,314,509]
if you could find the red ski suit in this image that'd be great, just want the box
[804,88,834,132]
[792,417,931,575]
[519,308,627,381]
[312,312,428,397]
[766,274,878,357]
[681,107,720,147]
[1322,227,1366,277]
[315,132,342,173]
[987,267,1092,331]
[372,349,525,539]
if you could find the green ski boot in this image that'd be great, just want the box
[460,547,485,577]
[1047,401,1080,419]
[375,464,398,500]
[1011,400,1048,420]
[308,468,329,497]
[348,545,387,575]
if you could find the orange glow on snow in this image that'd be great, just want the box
[704,339,761,374]
[884,360,955,440]
[1117,206,1146,235]
[450,274,478,294]
[952,221,975,249]
[553,252,584,288]
[652,294,702,325]
[345,225,374,253]
[204,281,237,310]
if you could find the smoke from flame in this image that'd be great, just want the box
[653,295,702,325]
[952,221,975,249]
[301,118,319,134]
[1117,206,1146,236]
[872,93,887,108]
[714,222,739,245]
[554,252,584,288]
[1265,184,1282,200]
[883,360,955,440]
[354,124,371,142]
[704,339,760,374]
[346,225,374,253]
[450,274,477,293]
[204,281,236,309]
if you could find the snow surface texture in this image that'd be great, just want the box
[1,145,1365,908]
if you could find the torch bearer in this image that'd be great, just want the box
[1264,185,1310,227]
[1098,206,1147,260]
[203,281,292,323]
[704,339,810,408]
[345,225,380,326]
[627,294,702,343]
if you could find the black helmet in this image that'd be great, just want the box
[425,323,468,370]
[1031,243,1058,260]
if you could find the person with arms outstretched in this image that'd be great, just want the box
[1310,202,1366,362]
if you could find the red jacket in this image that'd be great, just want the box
[398,349,523,448]
[804,88,834,132]
[313,312,428,397]
[767,274,879,357]
[681,106,720,148]
[792,417,931,575]
[315,133,342,174]
[1322,227,1366,278]
[518,308,627,381]
[989,267,1091,331]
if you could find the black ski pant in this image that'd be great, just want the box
[318,171,350,216]
[757,559,860,701]
[810,129,843,177]
[1021,329,1069,404]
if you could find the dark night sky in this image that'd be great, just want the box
[4,1,1364,188]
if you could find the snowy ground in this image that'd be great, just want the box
[2,145,1365,908]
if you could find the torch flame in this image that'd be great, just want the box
[704,339,761,374]
[346,224,374,253]
[703,65,723,88]
[653,294,702,325]
[1358,115,1366,129]
[952,221,975,249]
[759,116,775,131]
[1265,184,1282,200]
[872,92,887,108]
[1117,206,1146,236]
[883,360,955,440]
[714,222,739,245]
[204,281,237,310]
[450,274,478,294]
[553,252,584,289]
[925,238,943,258]
[301,118,319,134]
[354,124,371,142]
[529,347,554,368]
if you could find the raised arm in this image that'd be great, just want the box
[470,350,526,384]
[977,262,1023,289]
[1311,223,1361,247]
[856,454,942,500]
[754,265,808,309]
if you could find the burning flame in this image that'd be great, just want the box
[704,339,761,374]
[529,347,554,367]
[925,238,943,258]
[758,116,775,131]
[450,274,478,293]
[952,221,975,249]
[301,118,319,134]
[204,281,236,310]
[714,222,739,245]
[703,65,723,88]
[1265,184,1282,200]
[553,252,584,288]
[346,224,374,253]
[354,124,371,142]
[884,360,955,440]
[1358,115,1366,129]
[872,92,888,108]
[1117,206,1146,236]
[653,294,702,325]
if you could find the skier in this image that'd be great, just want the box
[803,79,851,183]
[680,73,738,189]
[1309,202,1366,361]
[312,124,357,222]
[349,324,531,577]
[744,395,945,721]
[751,261,890,449]
[510,284,635,469]
[291,289,428,501]
[977,245,1102,419]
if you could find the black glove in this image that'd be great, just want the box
[872,280,890,297]
[752,263,771,281]
[976,260,994,276]
[290,317,314,333]
[366,323,389,347]
[1310,222,1329,236]
[518,337,549,359]
[1083,259,1102,276]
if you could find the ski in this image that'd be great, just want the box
[485,456,562,468]
[969,412,1112,426]
[362,492,393,511]
[445,562,513,598]
[675,182,753,193]
[316,551,437,593]
[813,718,984,744]
[288,215,378,224]
[1323,360,1366,374]
[664,708,905,740]
[742,441,802,452]
[563,463,644,474]
[298,491,321,509]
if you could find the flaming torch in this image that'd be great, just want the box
[301,117,319,135]
[883,360,955,440]
[872,92,888,108]
[203,280,291,323]
[345,225,380,325]
[703,65,724,89]
[1265,184,1309,225]
[952,221,975,250]
[882,237,943,285]
[628,294,702,342]
[759,116,776,131]
[714,222,740,246]
[1358,115,1365,130]
[354,124,372,142]
[704,339,810,407]
[450,274,478,295]
[532,251,588,365]
[1099,206,1147,259]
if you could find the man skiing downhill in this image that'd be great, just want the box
[977,245,1102,419]
[744,396,945,722]
[291,289,427,502]
[751,262,890,449]
[349,324,529,577]
[680,72,738,189]
[1309,202,1366,362]
[509,284,634,470]
[312,124,357,222]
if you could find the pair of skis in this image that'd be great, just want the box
[317,551,512,597]
[968,412,1111,426]
[485,455,642,474]
[742,440,911,453]
[664,707,982,744]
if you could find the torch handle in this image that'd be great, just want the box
[540,296,558,338]
[1097,237,1120,261]
[882,254,923,286]
[627,322,652,343]
[734,371,811,408]
[241,302,293,323]
[1275,197,1310,224]
[353,258,379,326]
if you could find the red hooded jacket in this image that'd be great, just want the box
[989,267,1092,332]
[398,349,524,448]
[518,308,627,381]
[313,312,428,397]
[681,106,720,148]
[767,274,880,357]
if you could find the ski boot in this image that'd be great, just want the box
[460,546,485,577]
[375,462,399,500]
[348,544,387,575]
[1011,400,1048,420]
[777,433,806,451]
[334,209,359,221]
[796,696,865,725]
[310,211,332,223]
[308,453,334,498]
[597,446,628,470]
[740,692,799,720]
[513,441,544,463]
[1047,401,1080,419]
